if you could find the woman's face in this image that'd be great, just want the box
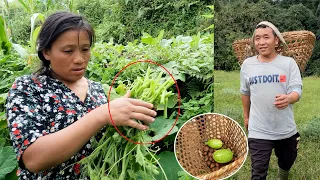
[42,29,91,82]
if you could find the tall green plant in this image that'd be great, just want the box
[17,0,50,53]
[17,0,52,14]
[202,5,214,31]
[1,0,11,37]
[30,13,44,52]
[17,0,37,14]
[0,16,12,55]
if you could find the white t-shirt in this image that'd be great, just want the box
[240,54,302,140]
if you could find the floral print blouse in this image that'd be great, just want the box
[6,75,108,179]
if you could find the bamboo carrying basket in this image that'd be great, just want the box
[175,114,248,180]
[232,30,316,72]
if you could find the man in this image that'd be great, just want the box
[240,21,302,180]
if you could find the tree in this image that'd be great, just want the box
[214,0,320,76]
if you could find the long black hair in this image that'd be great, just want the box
[35,11,95,76]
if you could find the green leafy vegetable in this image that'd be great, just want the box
[130,66,175,118]
[79,67,177,180]
[149,117,178,141]
[0,146,17,179]
[155,151,183,180]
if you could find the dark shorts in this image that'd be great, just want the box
[248,132,300,180]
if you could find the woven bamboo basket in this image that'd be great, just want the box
[175,113,248,180]
[232,30,316,72]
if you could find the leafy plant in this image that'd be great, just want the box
[78,0,212,44]
[0,146,17,179]
[201,5,214,31]
[0,16,12,55]
[29,13,45,53]
[178,91,213,127]
[87,31,213,87]
[17,0,53,14]
[0,20,213,180]
[80,64,181,179]
[0,54,31,98]
[0,51,31,180]
[301,116,320,142]
[79,115,180,179]
[155,151,193,180]
[129,67,175,118]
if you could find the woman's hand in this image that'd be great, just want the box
[96,91,157,130]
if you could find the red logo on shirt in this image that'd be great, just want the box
[280,75,286,82]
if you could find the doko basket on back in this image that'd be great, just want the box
[175,114,248,180]
[232,30,316,72]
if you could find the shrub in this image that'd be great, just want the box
[78,0,212,43]
[301,116,320,142]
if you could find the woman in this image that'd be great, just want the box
[6,11,156,179]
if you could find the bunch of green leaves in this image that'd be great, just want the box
[87,30,213,86]
[80,114,180,179]
[0,99,17,179]
[0,101,18,179]
[0,52,31,180]
[88,29,215,126]
[0,54,31,99]
[80,68,180,179]
[129,67,175,118]
[178,88,213,128]
[85,32,214,179]
[79,126,159,180]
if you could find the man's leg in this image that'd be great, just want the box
[248,138,275,180]
[274,132,300,180]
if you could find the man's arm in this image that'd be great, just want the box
[274,58,302,110]
[240,66,250,131]
[274,91,300,110]
[241,94,251,131]
[288,91,300,104]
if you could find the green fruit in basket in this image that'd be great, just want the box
[206,139,223,149]
[213,148,234,163]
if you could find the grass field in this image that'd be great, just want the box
[214,70,320,180]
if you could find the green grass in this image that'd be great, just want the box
[214,70,320,180]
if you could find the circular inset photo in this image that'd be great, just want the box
[174,113,248,180]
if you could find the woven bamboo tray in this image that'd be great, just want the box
[175,113,248,180]
[232,30,316,72]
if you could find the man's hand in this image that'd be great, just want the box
[274,91,300,110]
[274,94,290,110]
